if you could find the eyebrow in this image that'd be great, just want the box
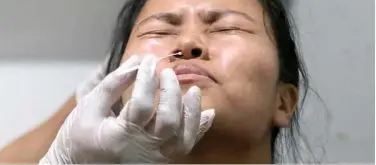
[207,9,255,23]
[135,9,255,28]
[136,12,182,28]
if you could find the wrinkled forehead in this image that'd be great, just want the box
[135,0,265,25]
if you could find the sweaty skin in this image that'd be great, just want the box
[0,0,298,163]
[119,0,298,163]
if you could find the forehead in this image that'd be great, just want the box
[136,0,264,23]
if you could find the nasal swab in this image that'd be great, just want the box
[158,51,183,61]
[125,51,183,72]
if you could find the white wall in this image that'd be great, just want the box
[0,0,374,163]
[0,62,97,147]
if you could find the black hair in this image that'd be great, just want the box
[257,0,314,163]
[105,0,313,163]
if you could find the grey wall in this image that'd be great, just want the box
[0,0,125,61]
[291,0,374,162]
[0,0,374,163]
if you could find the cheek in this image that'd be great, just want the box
[207,39,280,141]
[211,37,279,83]
[121,38,174,63]
[219,51,279,114]
[210,34,278,77]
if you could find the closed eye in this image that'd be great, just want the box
[210,27,253,34]
[137,30,177,38]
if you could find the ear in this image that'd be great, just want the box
[273,83,299,127]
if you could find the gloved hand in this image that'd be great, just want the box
[75,55,109,101]
[39,55,215,164]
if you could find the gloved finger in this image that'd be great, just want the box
[83,55,142,119]
[154,68,182,139]
[181,86,201,154]
[195,109,215,144]
[92,54,110,82]
[125,55,158,126]
[76,55,110,101]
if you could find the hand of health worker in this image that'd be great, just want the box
[75,55,109,101]
[39,55,215,164]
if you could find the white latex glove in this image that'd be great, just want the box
[39,55,215,164]
[75,55,109,101]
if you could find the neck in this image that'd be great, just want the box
[171,132,272,164]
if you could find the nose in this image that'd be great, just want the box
[172,33,209,60]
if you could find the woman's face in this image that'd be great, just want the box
[121,0,296,146]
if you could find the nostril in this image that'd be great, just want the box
[191,48,202,57]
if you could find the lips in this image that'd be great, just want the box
[172,63,215,84]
